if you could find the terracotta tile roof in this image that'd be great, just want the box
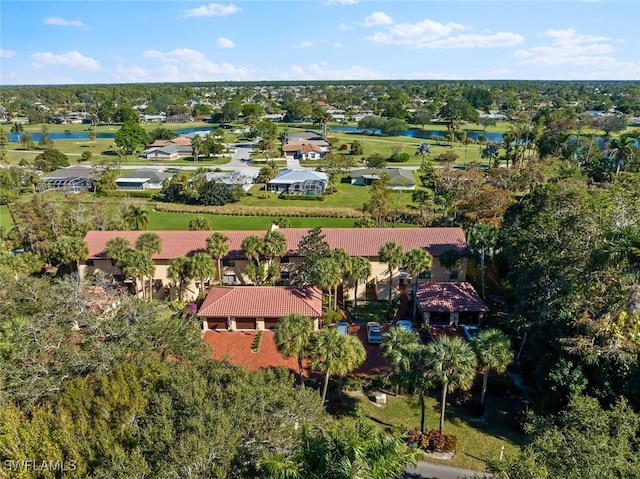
[415,282,489,313]
[203,330,310,373]
[84,227,466,260]
[197,286,323,318]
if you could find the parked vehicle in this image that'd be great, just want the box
[367,322,383,344]
[462,325,480,342]
[395,319,413,332]
[336,321,349,336]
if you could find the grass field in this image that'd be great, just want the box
[344,391,525,472]
[148,210,357,230]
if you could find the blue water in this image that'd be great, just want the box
[7,127,212,143]
[330,125,504,143]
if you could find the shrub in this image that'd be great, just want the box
[406,428,457,453]
[251,330,263,352]
[324,309,343,325]
[388,152,410,163]
[279,194,326,201]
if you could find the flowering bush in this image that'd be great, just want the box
[406,428,457,453]
[185,302,198,317]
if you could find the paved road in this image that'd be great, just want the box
[405,461,493,479]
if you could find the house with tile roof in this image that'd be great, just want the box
[198,286,322,331]
[143,136,193,160]
[281,131,330,160]
[413,281,488,326]
[349,168,417,190]
[115,168,174,190]
[80,227,467,301]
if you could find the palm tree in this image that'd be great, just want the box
[120,249,155,300]
[348,256,371,320]
[135,232,162,300]
[477,133,487,157]
[426,335,478,433]
[330,247,352,309]
[10,122,24,141]
[263,229,288,285]
[122,205,149,231]
[191,135,203,164]
[206,232,229,285]
[311,327,366,403]
[472,329,513,406]
[403,248,432,320]
[415,142,432,161]
[315,257,342,311]
[379,241,404,314]
[608,136,635,174]
[104,236,132,266]
[274,313,315,388]
[381,327,419,395]
[481,143,499,167]
[386,342,432,432]
[241,235,265,284]
[167,256,194,301]
[467,224,498,298]
[190,252,215,297]
[438,248,461,280]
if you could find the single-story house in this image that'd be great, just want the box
[198,286,323,331]
[282,143,325,160]
[39,166,94,193]
[81,227,468,302]
[115,168,174,190]
[413,282,489,326]
[349,168,416,190]
[200,167,258,192]
[143,136,193,159]
[267,169,328,194]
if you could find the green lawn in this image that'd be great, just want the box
[0,205,11,231]
[241,176,417,211]
[345,300,396,324]
[344,392,525,472]
[148,209,357,230]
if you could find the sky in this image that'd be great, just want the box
[0,0,639,85]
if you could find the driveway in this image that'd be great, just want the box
[405,461,493,479]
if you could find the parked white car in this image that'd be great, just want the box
[367,322,383,344]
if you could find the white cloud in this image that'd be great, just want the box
[31,51,100,71]
[338,22,354,31]
[44,16,87,29]
[276,63,382,81]
[0,49,17,58]
[419,32,524,49]
[367,19,466,45]
[334,42,343,47]
[120,48,255,82]
[298,41,314,48]
[363,12,393,27]
[513,28,640,79]
[180,3,239,18]
[326,0,359,5]
[217,37,234,48]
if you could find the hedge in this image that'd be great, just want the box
[279,194,325,201]
[153,202,364,218]
[100,189,157,199]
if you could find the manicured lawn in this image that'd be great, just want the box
[345,300,395,324]
[148,209,357,230]
[242,175,417,211]
[344,391,525,472]
[0,205,11,231]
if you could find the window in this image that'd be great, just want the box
[280,271,290,280]
[281,256,290,264]
[222,259,235,267]
[418,271,431,279]
[449,270,459,280]
[86,260,94,266]
[223,274,236,284]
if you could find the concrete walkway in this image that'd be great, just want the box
[405,461,493,479]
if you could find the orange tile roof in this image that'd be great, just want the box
[197,286,323,318]
[84,227,466,260]
[415,282,489,312]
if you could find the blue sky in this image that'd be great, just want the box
[1,0,639,85]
